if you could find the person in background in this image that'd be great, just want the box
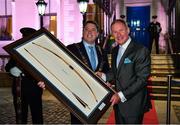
[120,15,126,20]
[148,15,162,54]
[66,20,109,124]
[96,19,151,124]
[5,27,43,124]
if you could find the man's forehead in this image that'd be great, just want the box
[85,23,96,28]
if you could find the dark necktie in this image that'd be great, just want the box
[88,46,96,71]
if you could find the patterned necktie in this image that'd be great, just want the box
[88,46,96,71]
[116,46,123,68]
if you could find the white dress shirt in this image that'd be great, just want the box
[102,37,132,103]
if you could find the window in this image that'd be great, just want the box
[0,0,12,40]
[0,15,12,40]
[43,13,57,37]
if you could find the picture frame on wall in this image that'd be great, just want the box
[3,28,114,123]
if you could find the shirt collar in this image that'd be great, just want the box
[83,40,95,48]
[119,37,131,50]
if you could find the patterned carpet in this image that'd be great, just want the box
[0,100,70,124]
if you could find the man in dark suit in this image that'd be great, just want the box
[66,21,109,124]
[5,27,43,124]
[148,15,162,54]
[97,19,151,124]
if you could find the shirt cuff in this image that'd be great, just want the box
[101,73,106,82]
[118,91,127,103]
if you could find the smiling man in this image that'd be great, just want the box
[66,20,109,124]
[96,19,152,124]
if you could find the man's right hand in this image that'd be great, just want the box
[37,81,46,90]
[110,93,121,106]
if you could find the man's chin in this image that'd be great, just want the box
[86,40,95,44]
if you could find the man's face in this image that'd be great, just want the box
[111,22,129,45]
[152,18,157,23]
[83,23,99,44]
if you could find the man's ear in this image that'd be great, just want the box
[97,32,99,38]
[127,27,130,34]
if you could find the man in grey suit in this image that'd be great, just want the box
[97,19,151,124]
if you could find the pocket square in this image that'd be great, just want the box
[124,58,132,64]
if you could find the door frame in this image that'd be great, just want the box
[124,2,152,19]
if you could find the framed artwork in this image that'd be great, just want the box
[3,28,114,123]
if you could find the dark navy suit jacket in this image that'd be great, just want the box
[67,41,109,73]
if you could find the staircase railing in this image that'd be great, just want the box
[164,32,174,54]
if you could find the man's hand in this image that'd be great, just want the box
[37,81,46,90]
[106,82,113,87]
[10,66,22,77]
[110,93,120,106]
[95,71,103,77]
[95,71,106,81]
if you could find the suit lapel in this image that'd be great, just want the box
[95,45,102,71]
[117,41,134,72]
[112,46,119,73]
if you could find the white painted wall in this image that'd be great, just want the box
[0,0,83,54]
[13,0,39,40]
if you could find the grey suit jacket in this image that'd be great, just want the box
[106,41,151,117]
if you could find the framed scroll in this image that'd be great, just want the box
[3,28,114,123]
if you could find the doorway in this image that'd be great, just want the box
[127,6,150,48]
